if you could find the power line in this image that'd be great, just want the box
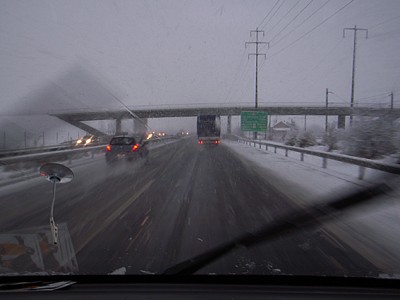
[223,47,249,103]
[331,92,348,104]
[232,60,254,103]
[227,1,280,104]
[370,15,400,29]
[355,92,391,101]
[226,53,253,103]
[300,38,344,81]
[264,0,301,36]
[236,67,255,103]
[268,0,314,44]
[260,0,287,31]
[258,54,268,72]
[258,0,281,29]
[224,58,251,103]
[321,53,352,76]
[268,0,355,59]
[273,0,331,46]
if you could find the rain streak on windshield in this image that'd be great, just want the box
[0,0,399,278]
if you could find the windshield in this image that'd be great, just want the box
[0,0,399,279]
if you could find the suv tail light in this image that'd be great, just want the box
[105,145,111,151]
[132,144,139,152]
[198,140,203,145]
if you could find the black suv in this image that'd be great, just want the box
[105,136,149,164]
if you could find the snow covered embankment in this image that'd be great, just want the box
[224,139,400,278]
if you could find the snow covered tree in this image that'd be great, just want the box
[284,120,298,146]
[297,130,316,148]
[284,131,297,146]
[343,114,397,159]
[322,122,338,151]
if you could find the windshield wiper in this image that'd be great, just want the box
[162,177,397,275]
[0,281,75,291]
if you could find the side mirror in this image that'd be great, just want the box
[40,163,74,244]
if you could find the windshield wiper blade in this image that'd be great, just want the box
[162,178,396,275]
[0,281,75,291]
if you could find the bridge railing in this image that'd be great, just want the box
[234,136,400,180]
[47,101,393,114]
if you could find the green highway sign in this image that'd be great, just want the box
[240,111,268,132]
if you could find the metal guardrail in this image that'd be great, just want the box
[0,145,106,165]
[0,136,183,187]
[0,144,80,158]
[0,136,180,166]
[236,137,400,180]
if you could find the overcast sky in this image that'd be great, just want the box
[1,0,400,141]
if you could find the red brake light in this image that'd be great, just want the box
[198,140,203,145]
[106,145,111,151]
[132,144,139,151]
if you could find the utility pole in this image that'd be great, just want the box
[343,25,368,126]
[325,88,333,132]
[246,28,269,139]
[390,92,394,109]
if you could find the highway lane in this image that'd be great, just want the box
[0,137,394,276]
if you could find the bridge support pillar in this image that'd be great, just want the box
[338,115,346,129]
[133,118,147,134]
[115,118,122,135]
[227,115,232,135]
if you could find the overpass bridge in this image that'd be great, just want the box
[51,105,400,136]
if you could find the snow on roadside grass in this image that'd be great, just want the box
[224,140,376,200]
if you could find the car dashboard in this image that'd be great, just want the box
[0,275,399,299]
